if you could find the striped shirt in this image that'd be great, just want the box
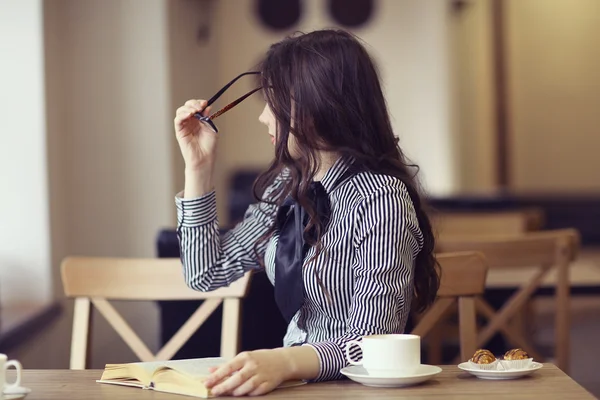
[175,157,423,381]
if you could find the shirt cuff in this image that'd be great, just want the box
[303,341,346,382]
[175,190,217,227]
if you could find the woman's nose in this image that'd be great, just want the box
[258,104,268,125]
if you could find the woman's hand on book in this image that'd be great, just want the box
[205,349,294,396]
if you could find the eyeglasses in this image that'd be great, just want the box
[193,71,262,133]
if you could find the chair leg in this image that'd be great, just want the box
[511,302,529,348]
[555,243,571,373]
[458,297,477,362]
[516,299,536,347]
[427,325,444,365]
[70,298,91,369]
[221,299,241,359]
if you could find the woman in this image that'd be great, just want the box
[173,29,439,396]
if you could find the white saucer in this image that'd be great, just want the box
[340,365,442,387]
[3,386,31,399]
[458,362,543,380]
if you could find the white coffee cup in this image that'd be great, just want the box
[0,354,22,392]
[345,334,421,376]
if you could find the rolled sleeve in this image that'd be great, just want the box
[303,341,348,381]
[176,190,217,228]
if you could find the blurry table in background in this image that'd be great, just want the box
[428,191,600,247]
[486,248,600,290]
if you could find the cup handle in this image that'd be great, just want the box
[5,360,22,389]
[345,340,363,365]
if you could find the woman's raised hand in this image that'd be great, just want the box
[174,99,217,171]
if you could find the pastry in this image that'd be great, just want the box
[470,349,496,364]
[499,348,533,370]
[503,348,529,360]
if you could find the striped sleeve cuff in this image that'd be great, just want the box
[303,341,346,382]
[175,190,217,227]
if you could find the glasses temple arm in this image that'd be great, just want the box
[208,87,262,120]
[206,71,260,107]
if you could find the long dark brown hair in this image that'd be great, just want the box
[253,29,439,312]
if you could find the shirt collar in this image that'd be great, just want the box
[319,156,355,194]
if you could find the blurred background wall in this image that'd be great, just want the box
[0,0,53,309]
[0,0,599,370]
[211,0,460,213]
[506,0,600,191]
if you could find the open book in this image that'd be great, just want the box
[98,358,304,398]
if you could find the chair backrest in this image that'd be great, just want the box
[435,229,579,372]
[412,251,488,362]
[436,228,579,269]
[61,257,251,369]
[433,209,544,239]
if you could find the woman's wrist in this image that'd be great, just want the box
[184,167,214,198]
[275,346,320,381]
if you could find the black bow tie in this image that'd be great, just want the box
[274,182,331,323]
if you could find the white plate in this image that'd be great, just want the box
[340,364,442,388]
[3,386,31,399]
[458,362,543,380]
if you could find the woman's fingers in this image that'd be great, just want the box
[175,104,212,127]
[176,100,207,119]
[211,365,258,396]
[176,105,198,118]
[231,375,262,397]
[248,381,273,397]
[185,99,207,110]
[205,357,244,388]
[209,352,263,396]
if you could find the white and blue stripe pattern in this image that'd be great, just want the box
[175,158,423,381]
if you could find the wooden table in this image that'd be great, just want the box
[11,364,595,399]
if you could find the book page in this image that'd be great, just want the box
[130,360,173,375]
[158,358,305,391]
[101,362,157,384]
[107,360,171,381]
[102,358,227,382]
[160,357,227,379]
[96,380,146,389]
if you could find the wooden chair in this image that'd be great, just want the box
[433,209,544,239]
[61,257,251,369]
[428,208,544,362]
[436,229,579,372]
[412,251,488,362]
